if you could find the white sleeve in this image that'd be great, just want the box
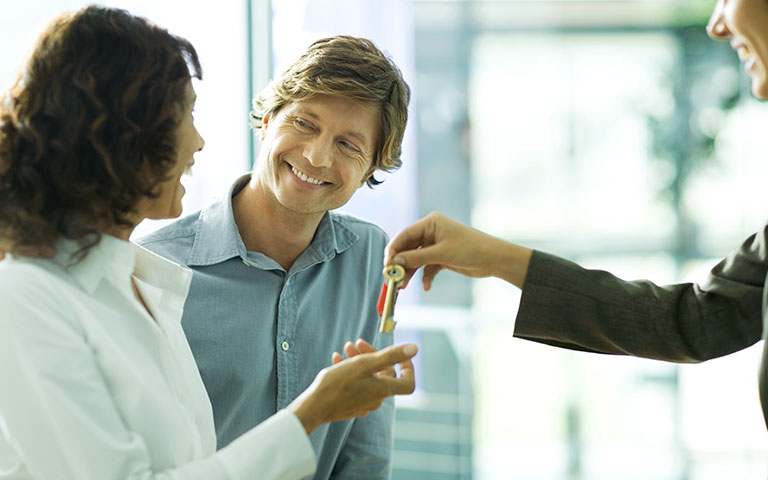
[217,410,316,480]
[0,275,314,480]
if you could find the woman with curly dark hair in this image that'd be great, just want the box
[0,6,417,480]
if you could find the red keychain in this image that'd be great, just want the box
[376,283,389,318]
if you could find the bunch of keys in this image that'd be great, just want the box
[377,263,405,333]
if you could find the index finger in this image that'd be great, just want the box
[384,215,436,266]
[358,343,418,375]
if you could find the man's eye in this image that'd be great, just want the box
[339,140,359,153]
[294,118,312,130]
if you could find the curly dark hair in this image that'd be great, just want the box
[0,5,201,261]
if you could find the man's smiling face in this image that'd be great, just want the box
[254,94,379,217]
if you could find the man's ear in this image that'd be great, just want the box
[360,167,376,187]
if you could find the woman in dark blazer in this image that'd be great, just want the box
[386,0,768,428]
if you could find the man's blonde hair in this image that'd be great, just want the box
[250,35,410,187]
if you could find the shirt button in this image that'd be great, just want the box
[285,278,291,286]
[281,341,290,351]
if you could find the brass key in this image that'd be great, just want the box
[378,264,405,333]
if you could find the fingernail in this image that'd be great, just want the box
[392,256,406,266]
[403,344,418,356]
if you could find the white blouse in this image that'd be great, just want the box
[0,235,315,479]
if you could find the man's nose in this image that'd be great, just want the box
[304,138,333,167]
[706,0,731,40]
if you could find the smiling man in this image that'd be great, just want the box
[138,36,410,479]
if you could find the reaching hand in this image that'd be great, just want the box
[384,211,532,291]
[288,341,417,435]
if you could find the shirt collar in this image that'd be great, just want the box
[187,173,359,269]
[56,234,191,303]
[55,234,135,295]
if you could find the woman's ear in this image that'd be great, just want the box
[260,113,271,141]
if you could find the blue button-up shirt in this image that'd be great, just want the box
[138,175,394,479]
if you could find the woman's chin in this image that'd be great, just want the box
[751,68,768,100]
[167,184,185,218]
[167,203,184,219]
[753,82,768,101]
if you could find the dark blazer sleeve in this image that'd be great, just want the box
[514,224,768,363]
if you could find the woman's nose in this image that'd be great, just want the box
[706,0,731,40]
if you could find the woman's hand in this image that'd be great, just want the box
[384,211,532,290]
[287,341,417,435]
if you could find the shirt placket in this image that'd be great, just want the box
[275,274,298,409]
[154,324,205,457]
[107,271,203,462]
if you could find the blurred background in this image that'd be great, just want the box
[3,0,768,478]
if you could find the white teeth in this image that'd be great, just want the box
[736,45,753,61]
[738,48,752,61]
[291,165,324,185]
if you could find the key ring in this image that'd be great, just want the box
[383,264,405,282]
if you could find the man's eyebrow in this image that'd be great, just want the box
[344,130,371,149]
